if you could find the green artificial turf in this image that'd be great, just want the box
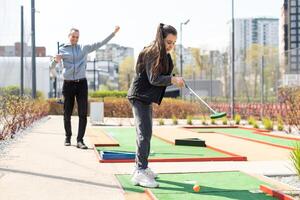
[116,171,276,200]
[196,128,297,148]
[96,127,228,159]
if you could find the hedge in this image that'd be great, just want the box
[47,97,204,118]
[89,90,127,98]
[0,86,44,99]
[0,95,49,140]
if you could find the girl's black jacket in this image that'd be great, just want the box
[127,51,174,105]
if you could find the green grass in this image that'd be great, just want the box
[96,127,228,159]
[195,128,297,148]
[291,142,300,178]
[117,171,276,200]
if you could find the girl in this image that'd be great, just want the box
[127,23,184,188]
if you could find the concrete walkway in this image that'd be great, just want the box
[0,115,297,200]
[0,116,124,200]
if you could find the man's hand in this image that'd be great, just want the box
[171,77,184,88]
[54,54,62,63]
[114,26,120,34]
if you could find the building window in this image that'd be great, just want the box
[292,36,297,41]
[291,29,297,34]
[291,7,297,13]
[291,0,296,6]
[291,15,297,21]
[291,63,297,69]
[291,22,297,28]
[292,43,297,48]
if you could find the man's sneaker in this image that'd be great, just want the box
[77,141,88,149]
[145,168,158,179]
[64,138,71,146]
[131,170,159,188]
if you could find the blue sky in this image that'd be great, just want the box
[1,0,283,57]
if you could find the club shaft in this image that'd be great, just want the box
[186,85,216,114]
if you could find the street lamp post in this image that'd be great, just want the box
[31,0,37,98]
[20,6,24,96]
[93,58,96,91]
[231,0,235,119]
[261,55,265,119]
[180,19,190,97]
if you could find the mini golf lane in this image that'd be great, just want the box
[193,128,298,149]
[117,171,286,200]
[153,127,292,161]
[95,127,245,163]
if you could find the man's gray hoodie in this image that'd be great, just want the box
[50,32,115,80]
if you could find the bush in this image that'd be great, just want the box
[222,117,228,125]
[211,118,216,125]
[158,118,164,126]
[253,121,259,129]
[277,116,284,131]
[186,115,193,125]
[153,98,203,119]
[262,117,273,131]
[172,115,178,125]
[47,97,203,118]
[234,114,241,125]
[248,116,255,125]
[0,86,44,99]
[291,143,300,178]
[89,90,127,98]
[279,87,300,129]
[0,95,49,140]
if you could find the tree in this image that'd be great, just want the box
[183,64,194,79]
[245,44,263,98]
[245,44,279,100]
[119,56,135,90]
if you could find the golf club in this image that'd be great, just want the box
[183,80,226,119]
[56,42,64,105]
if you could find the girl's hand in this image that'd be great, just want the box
[114,26,120,34]
[171,77,184,88]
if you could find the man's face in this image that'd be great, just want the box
[69,31,79,45]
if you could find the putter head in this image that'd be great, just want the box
[210,112,227,119]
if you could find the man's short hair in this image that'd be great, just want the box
[69,28,79,36]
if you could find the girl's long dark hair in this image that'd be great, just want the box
[137,23,177,77]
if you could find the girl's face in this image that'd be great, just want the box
[164,34,177,53]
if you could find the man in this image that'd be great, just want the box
[50,26,120,149]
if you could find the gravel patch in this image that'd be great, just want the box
[268,175,300,199]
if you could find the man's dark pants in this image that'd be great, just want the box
[62,79,88,142]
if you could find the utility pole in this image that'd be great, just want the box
[31,0,37,98]
[20,6,24,96]
[180,19,190,97]
[260,55,265,119]
[231,0,235,118]
[93,58,96,91]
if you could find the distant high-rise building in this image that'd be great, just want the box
[280,0,300,74]
[95,43,134,64]
[229,18,279,72]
